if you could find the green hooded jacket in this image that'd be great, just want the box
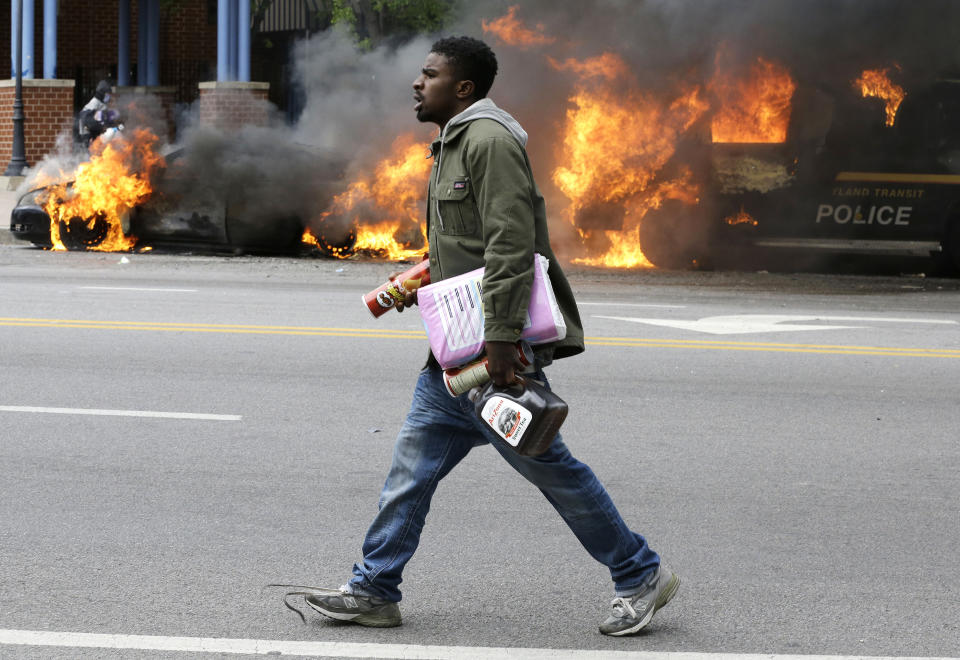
[425,98,584,364]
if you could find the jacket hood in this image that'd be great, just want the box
[441,98,528,147]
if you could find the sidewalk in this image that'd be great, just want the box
[0,176,25,245]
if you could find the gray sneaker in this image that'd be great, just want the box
[599,565,680,636]
[304,585,402,628]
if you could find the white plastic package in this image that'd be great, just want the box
[418,254,566,369]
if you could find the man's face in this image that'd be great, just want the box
[412,52,465,128]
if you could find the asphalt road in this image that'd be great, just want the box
[1,245,958,659]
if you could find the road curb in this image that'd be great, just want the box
[0,178,22,244]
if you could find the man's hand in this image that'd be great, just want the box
[387,270,420,313]
[486,340,524,387]
[390,255,429,313]
[394,287,418,313]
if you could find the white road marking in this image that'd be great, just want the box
[78,286,198,292]
[579,301,686,309]
[0,629,955,660]
[807,316,957,324]
[0,406,241,421]
[594,314,857,335]
[594,314,957,335]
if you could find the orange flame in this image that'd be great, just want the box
[711,54,796,143]
[855,67,905,127]
[482,5,556,49]
[302,226,353,258]
[724,207,758,226]
[571,228,653,269]
[551,53,709,268]
[41,128,164,251]
[547,53,629,81]
[305,134,431,260]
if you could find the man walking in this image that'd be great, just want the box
[302,36,679,636]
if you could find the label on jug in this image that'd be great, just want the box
[481,396,532,447]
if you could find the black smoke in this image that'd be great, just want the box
[287,1,960,244]
[27,2,960,260]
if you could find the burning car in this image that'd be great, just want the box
[9,127,349,255]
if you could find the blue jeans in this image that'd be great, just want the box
[349,366,660,602]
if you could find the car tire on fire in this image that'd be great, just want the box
[312,224,358,258]
[58,213,110,250]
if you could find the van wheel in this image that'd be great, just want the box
[638,200,708,270]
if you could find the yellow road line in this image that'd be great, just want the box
[835,171,960,184]
[2,317,958,358]
[587,340,959,358]
[0,321,421,340]
[583,335,960,354]
[0,317,425,335]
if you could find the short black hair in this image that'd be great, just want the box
[430,36,498,100]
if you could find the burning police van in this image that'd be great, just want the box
[695,76,960,274]
[538,50,960,275]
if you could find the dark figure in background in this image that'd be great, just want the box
[77,80,121,150]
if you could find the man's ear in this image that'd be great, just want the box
[456,80,476,101]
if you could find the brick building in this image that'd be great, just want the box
[1,0,313,170]
[2,1,216,114]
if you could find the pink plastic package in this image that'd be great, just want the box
[417,253,567,369]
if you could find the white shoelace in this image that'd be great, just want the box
[610,596,638,619]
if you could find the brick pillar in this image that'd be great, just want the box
[115,85,178,143]
[0,78,75,167]
[197,81,270,131]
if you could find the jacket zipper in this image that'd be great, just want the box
[434,143,445,231]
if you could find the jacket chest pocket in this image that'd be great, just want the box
[434,178,479,236]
